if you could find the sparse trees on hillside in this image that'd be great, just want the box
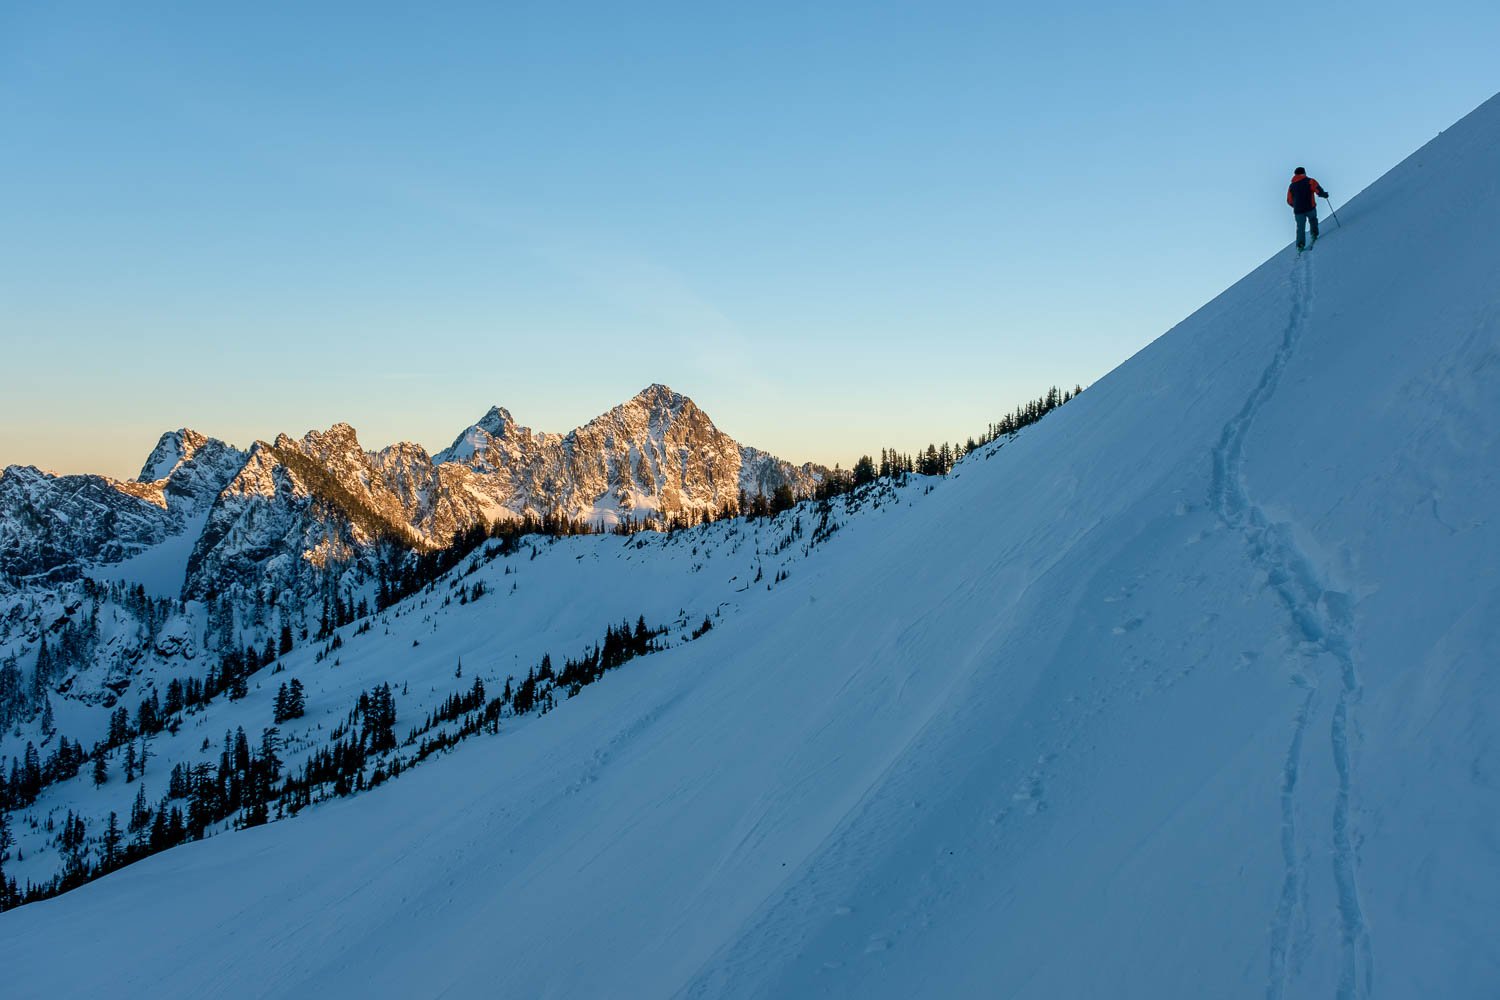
[273,679,305,724]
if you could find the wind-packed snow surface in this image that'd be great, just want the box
[4,95,1500,998]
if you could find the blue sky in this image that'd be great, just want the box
[2,1,1496,477]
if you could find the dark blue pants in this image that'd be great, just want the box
[1296,210,1319,247]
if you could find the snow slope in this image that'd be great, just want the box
[0,481,915,890]
[3,94,1499,998]
[88,510,212,598]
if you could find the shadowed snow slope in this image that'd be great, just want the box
[4,95,1499,999]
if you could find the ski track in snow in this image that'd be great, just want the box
[1209,255,1373,999]
[1268,681,1315,1000]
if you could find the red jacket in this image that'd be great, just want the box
[1287,175,1325,213]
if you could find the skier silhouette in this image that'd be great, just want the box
[1287,167,1329,251]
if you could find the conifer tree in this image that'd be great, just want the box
[0,654,22,730]
[149,797,171,851]
[102,812,122,870]
[259,728,282,793]
[107,706,130,748]
[164,678,184,717]
[287,678,305,720]
[228,663,249,701]
[21,743,41,802]
[233,728,251,776]
[129,784,150,833]
[31,636,52,703]
[136,693,158,736]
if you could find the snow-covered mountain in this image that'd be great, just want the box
[0,386,821,605]
[0,430,246,590]
[435,384,822,525]
[2,91,1498,1000]
[179,385,820,604]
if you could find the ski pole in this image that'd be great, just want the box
[1325,196,1341,228]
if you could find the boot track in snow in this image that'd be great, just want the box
[1209,254,1373,999]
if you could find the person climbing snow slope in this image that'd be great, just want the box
[1287,166,1330,250]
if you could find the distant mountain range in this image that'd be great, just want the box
[0,385,822,599]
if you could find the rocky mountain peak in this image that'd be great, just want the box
[135,428,211,483]
[433,405,544,470]
[578,384,711,446]
[1,464,47,485]
[264,424,373,488]
[298,422,364,458]
[628,383,689,413]
[474,405,516,436]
